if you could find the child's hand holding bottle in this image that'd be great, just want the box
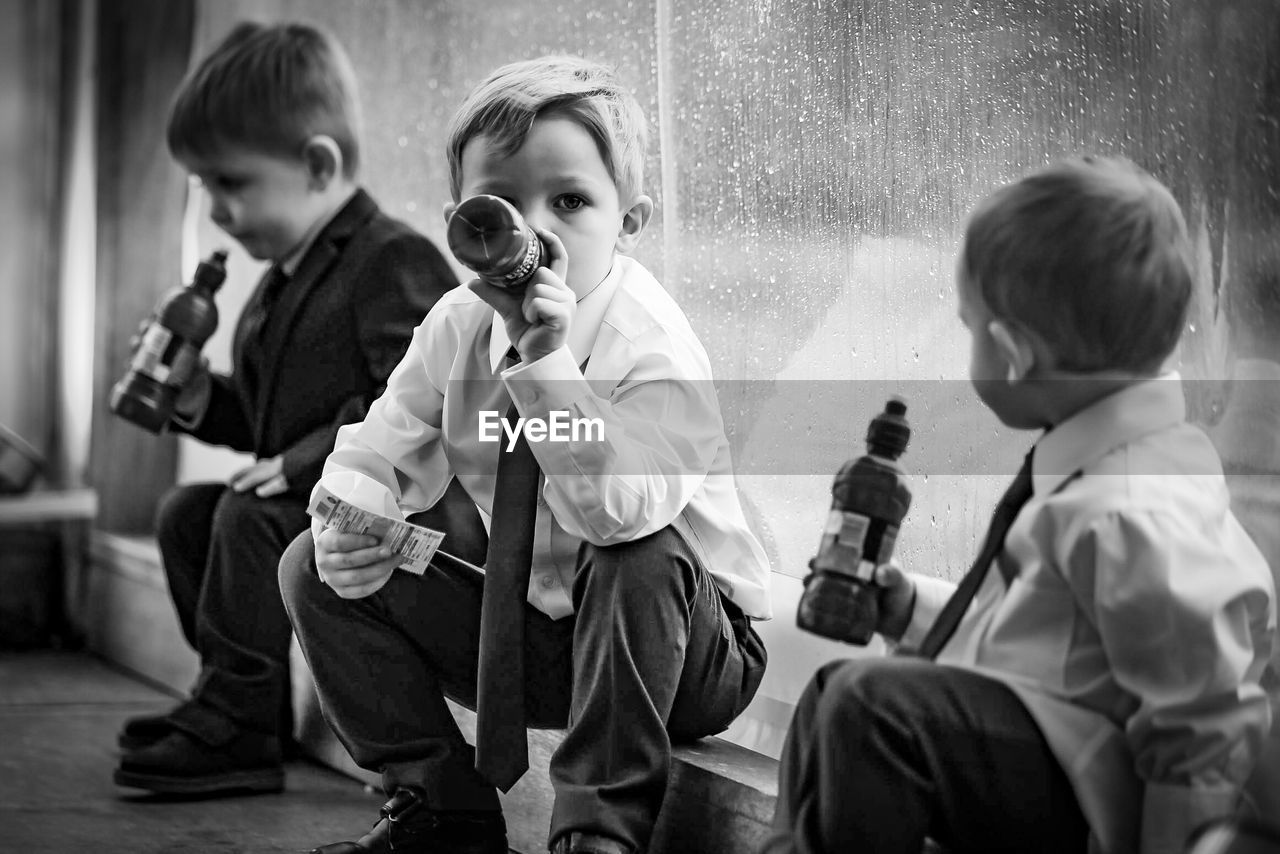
[869,561,917,642]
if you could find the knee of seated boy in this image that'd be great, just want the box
[576,526,701,600]
[278,529,320,604]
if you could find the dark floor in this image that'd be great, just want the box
[0,650,386,854]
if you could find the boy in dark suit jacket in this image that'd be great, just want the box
[111,21,457,796]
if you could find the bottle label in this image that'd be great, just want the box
[877,525,899,563]
[130,324,198,387]
[814,510,900,580]
[815,510,871,580]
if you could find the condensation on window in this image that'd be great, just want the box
[193,0,1280,755]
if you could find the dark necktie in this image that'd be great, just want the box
[237,265,289,398]
[912,450,1035,660]
[244,264,289,343]
[474,351,540,792]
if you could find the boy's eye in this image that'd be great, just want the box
[555,194,587,211]
[206,175,247,193]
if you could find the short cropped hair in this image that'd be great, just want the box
[446,56,648,202]
[167,21,362,177]
[960,156,1193,373]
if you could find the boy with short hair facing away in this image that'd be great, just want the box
[112,22,457,796]
[279,56,771,854]
[764,156,1276,854]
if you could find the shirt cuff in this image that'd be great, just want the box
[503,346,590,415]
[898,572,956,648]
[308,471,405,541]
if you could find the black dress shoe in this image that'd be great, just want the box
[117,709,180,751]
[118,701,299,754]
[311,788,507,854]
[113,728,284,795]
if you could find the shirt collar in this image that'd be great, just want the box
[1031,372,1187,496]
[278,187,358,277]
[487,255,624,373]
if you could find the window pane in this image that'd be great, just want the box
[186,0,1280,758]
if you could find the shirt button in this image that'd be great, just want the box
[539,575,556,589]
[537,495,548,508]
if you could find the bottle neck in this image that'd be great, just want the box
[865,446,904,464]
[191,282,220,298]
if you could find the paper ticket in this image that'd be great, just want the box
[307,485,445,575]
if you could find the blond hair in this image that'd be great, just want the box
[446,56,648,202]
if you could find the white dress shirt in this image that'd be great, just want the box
[901,376,1276,854]
[1209,357,1280,812]
[313,254,774,621]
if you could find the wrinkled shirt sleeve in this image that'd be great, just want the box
[504,338,722,546]
[1072,508,1274,854]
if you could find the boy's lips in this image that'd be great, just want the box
[230,232,263,252]
[229,233,273,260]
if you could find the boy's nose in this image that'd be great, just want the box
[521,204,552,234]
[208,201,231,230]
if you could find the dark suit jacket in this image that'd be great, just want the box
[177,189,457,495]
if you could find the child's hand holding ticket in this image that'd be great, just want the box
[307,483,445,575]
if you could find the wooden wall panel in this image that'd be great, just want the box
[0,0,61,471]
[88,0,194,532]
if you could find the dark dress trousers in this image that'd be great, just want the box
[279,479,768,852]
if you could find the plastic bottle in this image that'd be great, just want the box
[446,195,544,290]
[797,397,913,645]
[110,249,228,433]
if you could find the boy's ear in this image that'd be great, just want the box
[615,194,654,254]
[442,200,458,225]
[301,135,342,189]
[988,319,1037,383]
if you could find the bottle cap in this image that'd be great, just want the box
[866,396,910,458]
[194,249,229,293]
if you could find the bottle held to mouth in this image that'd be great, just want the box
[446,194,545,290]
